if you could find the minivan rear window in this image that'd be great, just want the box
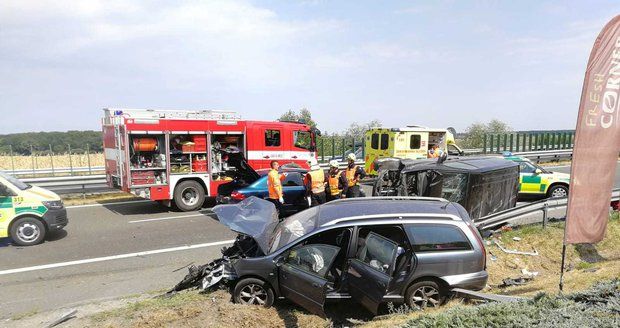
[405,224,471,252]
[380,134,389,150]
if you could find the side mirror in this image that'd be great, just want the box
[0,184,15,197]
[274,256,285,267]
[534,168,542,175]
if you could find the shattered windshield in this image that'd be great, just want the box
[268,206,320,254]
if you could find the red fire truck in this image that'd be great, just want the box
[102,108,318,211]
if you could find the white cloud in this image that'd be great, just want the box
[0,0,341,87]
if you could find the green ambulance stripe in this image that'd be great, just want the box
[522,175,541,184]
[15,206,47,216]
[539,184,547,192]
[0,197,12,208]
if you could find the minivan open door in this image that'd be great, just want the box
[347,232,400,314]
[277,244,340,317]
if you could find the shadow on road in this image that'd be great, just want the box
[46,229,68,242]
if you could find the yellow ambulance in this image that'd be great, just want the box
[0,172,67,246]
[364,126,464,175]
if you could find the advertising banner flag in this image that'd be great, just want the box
[565,15,620,244]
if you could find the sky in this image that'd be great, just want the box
[1,0,620,135]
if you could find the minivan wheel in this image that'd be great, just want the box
[174,180,205,211]
[405,280,445,310]
[10,217,46,246]
[547,185,568,198]
[233,278,274,307]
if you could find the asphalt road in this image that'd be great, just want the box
[0,162,618,319]
[0,201,236,318]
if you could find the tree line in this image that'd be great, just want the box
[0,131,103,155]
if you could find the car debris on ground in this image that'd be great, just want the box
[498,276,534,288]
[492,238,539,256]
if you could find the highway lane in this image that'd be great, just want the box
[0,162,618,319]
[0,201,236,318]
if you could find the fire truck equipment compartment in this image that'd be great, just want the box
[132,138,158,152]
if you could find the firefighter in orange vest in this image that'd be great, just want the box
[326,160,346,201]
[267,160,285,214]
[304,158,326,206]
[342,153,366,198]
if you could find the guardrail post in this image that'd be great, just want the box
[502,133,507,152]
[542,202,549,229]
[9,145,15,175]
[483,134,487,154]
[515,134,520,152]
[331,137,335,160]
[68,143,74,176]
[31,145,36,176]
[545,133,550,150]
[568,132,573,148]
[509,134,514,152]
[496,134,501,153]
[361,136,365,160]
[87,143,92,175]
[528,133,533,151]
[488,134,493,153]
[49,144,55,177]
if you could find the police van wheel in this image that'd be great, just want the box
[174,180,205,212]
[10,217,46,246]
[548,185,568,198]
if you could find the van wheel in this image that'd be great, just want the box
[405,280,445,310]
[547,185,568,198]
[233,278,274,307]
[174,180,205,211]
[10,217,46,246]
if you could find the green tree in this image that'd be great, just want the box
[344,119,382,140]
[461,119,512,149]
[278,108,317,129]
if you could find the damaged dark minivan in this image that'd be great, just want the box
[172,196,488,316]
[372,156,520,220]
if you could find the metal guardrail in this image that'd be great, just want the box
[2,149,575,178]
[22,175,108,194]
[475,188,620,231]
[6,166,104,176]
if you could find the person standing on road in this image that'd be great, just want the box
[304,158,326,206]
[326,160,346,201]
[342,153,366,198]
[267,160,285,214]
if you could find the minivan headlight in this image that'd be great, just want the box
[43,200,64,210]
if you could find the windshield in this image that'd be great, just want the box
[268,206,320,254]
[0,172,30,190]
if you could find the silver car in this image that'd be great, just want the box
[172,196,488,316]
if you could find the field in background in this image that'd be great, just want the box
[0,153,105,172]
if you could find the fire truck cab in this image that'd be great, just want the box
[102,108,318,211]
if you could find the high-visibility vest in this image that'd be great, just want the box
[345,166,359,187]
[268,169,283,199]
[328,172,341,196]
[308,169,325,194]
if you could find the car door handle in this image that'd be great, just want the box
[312,283,320,288]
[292,155,298,159]
[263,155,270,159]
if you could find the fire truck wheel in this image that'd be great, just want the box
[174,180,205,211]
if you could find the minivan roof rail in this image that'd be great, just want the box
[326,196,449,205]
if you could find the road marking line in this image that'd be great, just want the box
[0,239,235,276]
[128,213,205,224]
[67,200,152,209]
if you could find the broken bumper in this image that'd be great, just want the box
[442,271,488,291]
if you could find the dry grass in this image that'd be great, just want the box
[84,290,329,328]
[29,214,620,328]
[485,217,620,296]
[0,153,104,171]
